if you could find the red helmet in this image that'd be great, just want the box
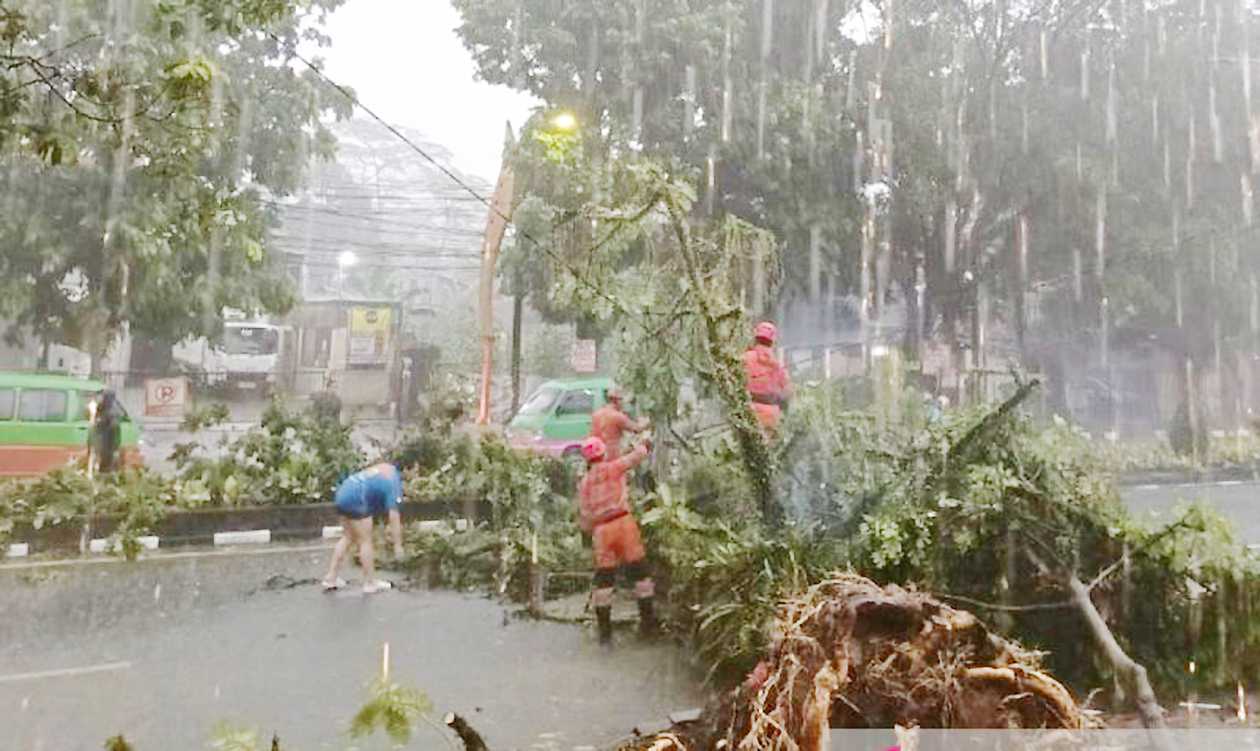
[754,321,778,344]
[581,436,607,461]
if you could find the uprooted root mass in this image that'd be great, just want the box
[645,574,1084,751]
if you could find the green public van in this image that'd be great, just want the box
[504,376,616,461]
[0,372,143,477]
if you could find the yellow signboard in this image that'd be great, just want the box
[348,307,392,365]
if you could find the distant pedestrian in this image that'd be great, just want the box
[322,462,404,594]
[90,390,124,473]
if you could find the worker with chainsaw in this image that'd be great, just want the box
[577,434,657,646]
[742,321,793,436]
[590,387,649,460]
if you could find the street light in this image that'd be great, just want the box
[337,250,357,301]
[550,111,578,131]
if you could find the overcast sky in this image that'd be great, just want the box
[319,0,538,182]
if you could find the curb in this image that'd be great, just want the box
[5,499,486,559]
[1118,466,1260,487]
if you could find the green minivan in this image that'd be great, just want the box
[0,372,143,477]
[505,376,615,461]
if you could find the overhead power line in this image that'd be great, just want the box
[270,33,714,375]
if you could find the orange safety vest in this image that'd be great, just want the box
[577,443,649,532]
[743,345,791,431]
[743,345,790,402]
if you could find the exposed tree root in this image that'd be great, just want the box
[634,574,1086,751]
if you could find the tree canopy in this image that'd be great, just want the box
[0,0,351,364]
[456,0,1260,422]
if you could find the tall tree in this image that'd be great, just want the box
[457,0,1260,431]
[0,0,351,369]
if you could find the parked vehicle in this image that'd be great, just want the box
[0,372,142,477]
[172,319,293,394]
[505,377,616,461]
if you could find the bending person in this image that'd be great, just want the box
[322,462,404,594]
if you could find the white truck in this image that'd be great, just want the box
[173,320,292,394]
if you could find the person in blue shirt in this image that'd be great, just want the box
[322,462,405,594]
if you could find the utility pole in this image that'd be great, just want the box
[475,124,517,425]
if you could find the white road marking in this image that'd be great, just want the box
[213,529,271,546]
[88,536,159,554]
[0,661,131,684]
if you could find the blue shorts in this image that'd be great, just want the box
[334,479,373,520]
[333,466,401,520]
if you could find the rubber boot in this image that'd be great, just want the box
[637,597,659,639]
[596,606,613,647]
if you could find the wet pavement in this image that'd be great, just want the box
[0,545,702,751]
[1121,481,1260,544]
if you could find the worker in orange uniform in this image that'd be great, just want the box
[742,321,792,436]
[577,434,657,646]
[590,387,649,460]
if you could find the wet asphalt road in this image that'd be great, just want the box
[0,546,701,751]
[1121,480,1260,544]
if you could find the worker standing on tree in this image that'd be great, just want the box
[742,321,792,436]
[577,435,657,646]
[590,387,649,460]
[321,462,404,595]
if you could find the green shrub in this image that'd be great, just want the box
[0,467,200,559]
[172,399,363,506]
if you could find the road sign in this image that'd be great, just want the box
[348,306,392,365]
[144,377,187,418]
[571,339,597,374]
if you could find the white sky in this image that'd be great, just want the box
[319,0,539,182]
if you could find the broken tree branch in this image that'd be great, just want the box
[1085,519,1194,592]
[1066,576,1169,733]
[444,713,490,751]
[938,592,1073,612]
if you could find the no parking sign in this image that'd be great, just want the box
[144,377,187,418]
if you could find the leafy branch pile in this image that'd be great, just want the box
[171,400,363,506]
[824,385,1260,697]
[400,433,586,600]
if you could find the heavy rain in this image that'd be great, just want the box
[6,0,1260,749]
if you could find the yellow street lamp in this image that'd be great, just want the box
[550,111,578,131]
